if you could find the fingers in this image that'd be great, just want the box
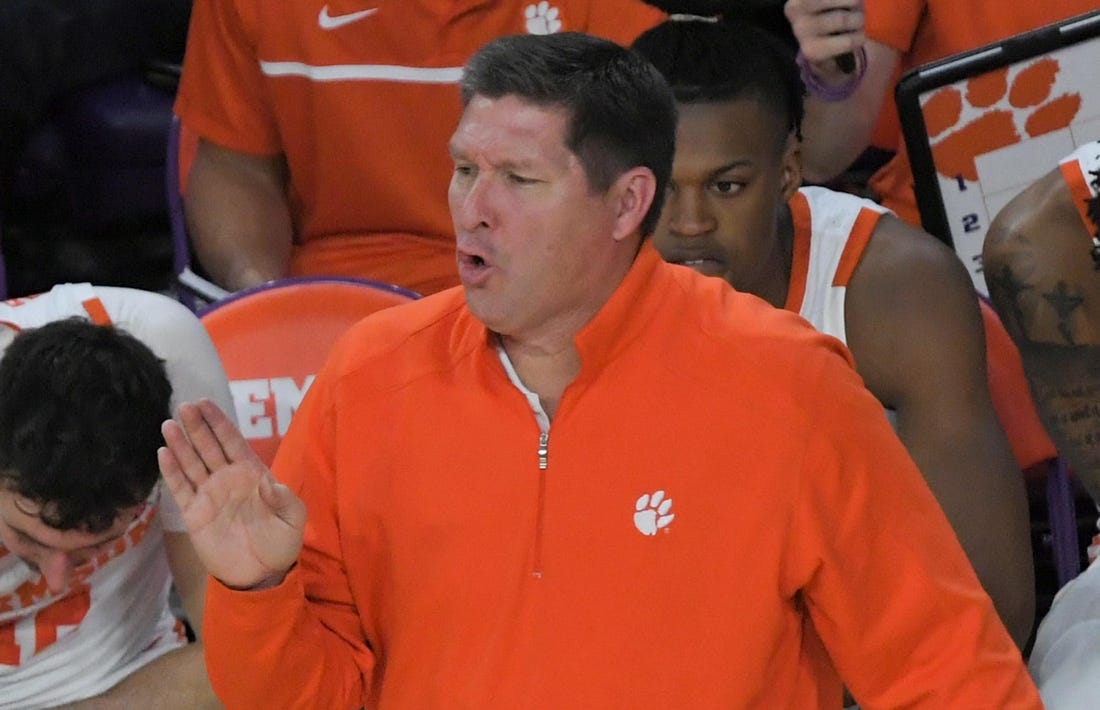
[817,7,864,38]
[786,0,865,52]
[161,417,213,494]
[809,31,866,64]
[158,430,196,510]
[175,400,231,473]
[196,398,263,466]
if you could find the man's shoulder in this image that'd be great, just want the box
[327,287,474,375]
[856,213,971,296]
[660,274,873,441]
[667,267,856,375]
[846,214,987,391]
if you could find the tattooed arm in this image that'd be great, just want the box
[984,162,1100,503]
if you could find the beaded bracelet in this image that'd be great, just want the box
[796,46,868,102]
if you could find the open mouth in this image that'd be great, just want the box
[458,250,487,268]
[672,257,725,277]
[457,248,492,285]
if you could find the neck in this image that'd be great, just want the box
[497,238,640,418]
[499,333,581,420]
[778,202,795,283]
[757,206,796,309]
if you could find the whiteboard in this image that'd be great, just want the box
[896,9,1100,295]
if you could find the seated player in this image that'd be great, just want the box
[984,140,1100,709]
[633,7,1035,646]
[0,284,231,708]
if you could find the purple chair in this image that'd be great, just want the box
[166,114,231,311]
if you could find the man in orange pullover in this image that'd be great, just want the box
[159,32,1042,709]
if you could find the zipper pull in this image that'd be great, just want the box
[537,432,549,470]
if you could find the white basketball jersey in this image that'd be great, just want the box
[0,283,233,707]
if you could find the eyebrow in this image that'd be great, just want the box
[708,160,754,178]
[447,148,540,173]
[7,520,128,554]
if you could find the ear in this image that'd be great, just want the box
[608,166,657,243]
[779,132,803,203]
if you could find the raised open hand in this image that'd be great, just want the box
[159,399,306,590]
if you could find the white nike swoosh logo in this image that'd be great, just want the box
[317,5,378,30]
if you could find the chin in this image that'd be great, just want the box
[463,290,505,331]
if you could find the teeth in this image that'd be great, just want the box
[681,259,707,266]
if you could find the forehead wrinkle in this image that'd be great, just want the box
[456,96,571,159]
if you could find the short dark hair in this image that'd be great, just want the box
[460,32,677,237]
[632,10,805,146]
[0,318,173,533]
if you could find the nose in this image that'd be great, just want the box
[39,551,75,594]
[667,189,715,239]
[449,172,493,234]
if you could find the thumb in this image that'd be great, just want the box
[258,474,307,529]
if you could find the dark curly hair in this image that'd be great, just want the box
[632,4,805,145]
[0,318,172,533]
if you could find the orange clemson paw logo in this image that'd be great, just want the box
[922,58,1082,182]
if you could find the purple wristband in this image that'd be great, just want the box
[797,46,868,102]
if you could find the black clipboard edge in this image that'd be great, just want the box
[895,8,1100,249]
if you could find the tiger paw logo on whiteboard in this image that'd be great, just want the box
[922,58,1082,182]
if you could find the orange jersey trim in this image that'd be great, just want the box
[832,208,881,288]
[785,191,811,312]
[80,298,112,326]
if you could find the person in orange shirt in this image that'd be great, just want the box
[632,5,1034,648]
[160,32,1042,709]
[174,0,666,295]
[784,0,1096,226]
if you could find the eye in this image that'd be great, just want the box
[452,163,476,179]
[710,180,743,196]
[17,531,45,550]
[507,173,538,186]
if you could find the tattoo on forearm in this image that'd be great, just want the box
[986,264,1034,339]
[1020,343,1100,501]
[988,253,1091,347]
[1041,281,1086,346]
